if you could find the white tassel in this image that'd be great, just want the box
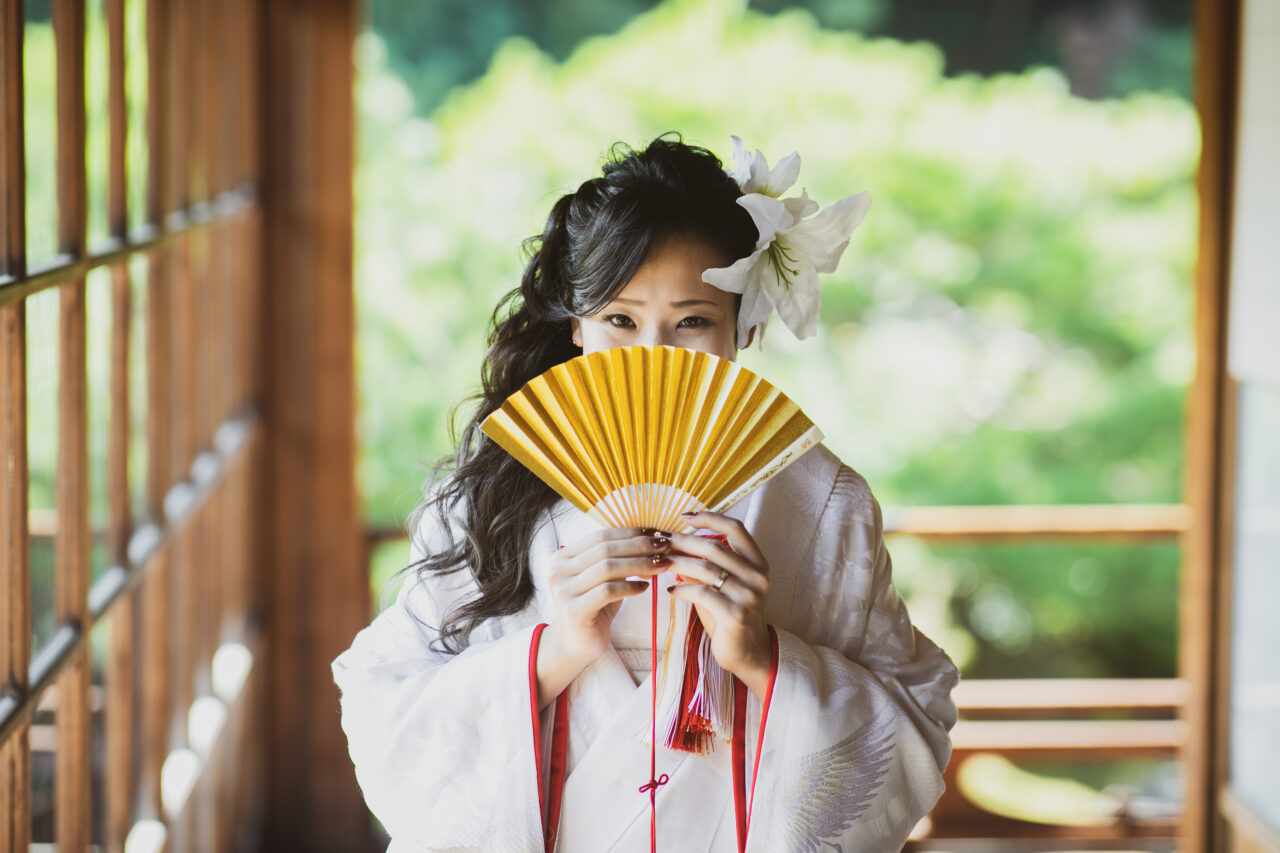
[654,598,689,746]
[693,630,735,742]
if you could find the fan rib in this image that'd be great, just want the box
[694,386,795,503]
[506,392,609,507]
[482,409,594,514]
[524,382,611,505]
[683,370,758,500]
[559,360,626,496]
[668,355,729,516]
[658,348,701,523]
[581,354,637,524]
[713,424,824,511]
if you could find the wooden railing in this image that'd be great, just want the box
[364,501,1190,847]
[926,678,1185,846]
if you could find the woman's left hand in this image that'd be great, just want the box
[665,511,773,700]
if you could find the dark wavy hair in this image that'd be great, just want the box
[409,135,758,652]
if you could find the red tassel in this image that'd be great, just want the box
[665,609,716,754]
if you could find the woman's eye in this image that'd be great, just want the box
[677,316,710,329]
[604,314,635,329]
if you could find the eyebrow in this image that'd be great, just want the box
[609,297,721,308]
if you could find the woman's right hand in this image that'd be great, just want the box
[535,527,671,707]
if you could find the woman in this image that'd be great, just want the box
[333,136,958,852]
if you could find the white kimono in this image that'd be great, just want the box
[332,445,958,852]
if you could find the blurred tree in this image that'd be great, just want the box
[366,0,1191,113]
[367,0,665,113]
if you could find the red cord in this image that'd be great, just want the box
[529,624,548,819]
[530,624,570,851]
[546,695,570,850]
[538,570,775,852]
[731,627,779,852]
[637,580,668,851]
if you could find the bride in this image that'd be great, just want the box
[333,135,957,852]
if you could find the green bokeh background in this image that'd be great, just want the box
[355,0,1196,685]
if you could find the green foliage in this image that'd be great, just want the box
[369,0,664,113]
[356,0,1196,679]
[369,0,1192,114]
[24,19,59,264]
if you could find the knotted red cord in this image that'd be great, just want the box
[533,540,775,852]
[637,580,669,851]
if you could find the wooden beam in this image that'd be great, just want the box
[950,718,1188,760]
[55,280,92,851]
[886,504,1189,541]
[146,0,169,229]
[260,1,370,848]
[0,304,31,853]
[106,0,126,239]
[105,3,134,845]
[954,678,1189,718]
[54,0,88,259]
[138,0,172,818]
[53,0,92,848]
[1184,0,1242,848]
[1,5,31,844]
[366,503,1192,552]
[0,0,24,280]
[0,187,257,307]
[162,3,196,779]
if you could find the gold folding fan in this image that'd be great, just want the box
[480,345,822,531]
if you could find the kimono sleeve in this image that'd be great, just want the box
[331,512,545,851]
[750,466,959,853]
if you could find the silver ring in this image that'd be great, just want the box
[713,569,729,591]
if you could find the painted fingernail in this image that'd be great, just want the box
[650,555,671,568]
[650,537,669,549]
[680,511,698,518]
[666,584,678,594]
[653,530,672,540]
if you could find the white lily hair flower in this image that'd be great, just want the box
[704,136,871,346]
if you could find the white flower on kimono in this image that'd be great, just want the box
[705,139,871,344]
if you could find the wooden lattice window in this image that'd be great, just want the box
[1,0,266,848]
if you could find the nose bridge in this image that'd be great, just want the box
[640,325,677,349]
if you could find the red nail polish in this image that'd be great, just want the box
[650,555,671,568]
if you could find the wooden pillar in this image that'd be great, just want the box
[1182,0,1242,849]
[52,1,92,849]
[0,22,29,853]
[0,0,30,807]
[259,1,371,849]
[103,2,136,849]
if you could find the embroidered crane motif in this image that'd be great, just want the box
[774,709,896,852]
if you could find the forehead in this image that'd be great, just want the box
[608,237,736,309]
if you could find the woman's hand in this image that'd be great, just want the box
[666,511,773,700]
[536,527,671,707]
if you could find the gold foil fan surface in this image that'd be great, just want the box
[480,345,823,532]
